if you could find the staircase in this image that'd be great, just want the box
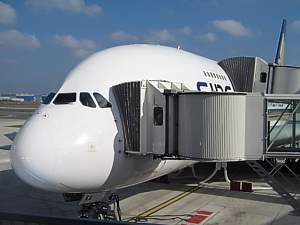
[247,160,300,210]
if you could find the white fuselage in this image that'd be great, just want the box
[10,44,233,193]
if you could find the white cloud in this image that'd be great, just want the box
[178,26,192,36]
[73,48,93,57]
[54,35,96,49]
[291,20,300,31]
[0,2,17,24]
[146,29,175,43]
[0,30,40,48]
[26,0,102,16]
[196,32,217,42]
[54,34,97,57]
[111,31,138,41]
[213,19,252,37]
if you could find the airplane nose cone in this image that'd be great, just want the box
[11,112,61,191]
[11,107,115,193]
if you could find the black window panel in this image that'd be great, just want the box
[93,93,111,108]
[53,93,76,105]
[80,92,96,108]
[153,107,163,126]
[43,92,56,104]
[260,72,267,83]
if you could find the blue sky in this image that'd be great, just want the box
[1,0,300,94]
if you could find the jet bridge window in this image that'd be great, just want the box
[93,93,111,108]
[53,93,76,105]
[153,106,163,126]
[80,92,96,108]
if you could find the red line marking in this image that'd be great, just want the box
[197,210,213,216]
[187,215,208,224]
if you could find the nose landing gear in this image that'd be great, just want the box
[63,192,122,221]
[79,193,121,221]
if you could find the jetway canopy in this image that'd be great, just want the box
[218,56,269,93]
[137,81,265,161]
[218,56,300,94]
[111,80,300,162]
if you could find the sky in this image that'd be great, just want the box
[1,0,300,94]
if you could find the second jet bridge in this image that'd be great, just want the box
[111,80,300,162]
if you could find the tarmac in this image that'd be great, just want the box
[1,104,300,225]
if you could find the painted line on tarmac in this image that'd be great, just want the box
[128,185,202,222]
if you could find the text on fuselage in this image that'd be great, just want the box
[197,81,232,92]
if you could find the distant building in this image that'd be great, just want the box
[0,97,10,101]
[10,97,24,102]
[0,96,24,102]
[15,93,36,102]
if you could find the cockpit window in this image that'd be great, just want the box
[53,93,76,105]
[80,92,96,108]
[93,93,112,108]
[43,92,56,104]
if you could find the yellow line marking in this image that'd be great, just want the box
[128,185,201,222]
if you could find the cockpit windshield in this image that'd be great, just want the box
[51,91,111,108]
[80,92,96,108]
[53,93,76,105]
[93,93,111,108]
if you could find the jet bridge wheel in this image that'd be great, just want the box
[78,193,122,221]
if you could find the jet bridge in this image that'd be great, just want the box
[111,80,300,162]
[218,56,300,94]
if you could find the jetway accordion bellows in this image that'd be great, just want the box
[111,82,140,152]
[218,57,256,92]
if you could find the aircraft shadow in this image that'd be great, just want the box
[117,162,300,208]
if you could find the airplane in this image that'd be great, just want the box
[9,20,287,220]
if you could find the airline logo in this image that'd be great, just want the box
[197,81,232,92]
